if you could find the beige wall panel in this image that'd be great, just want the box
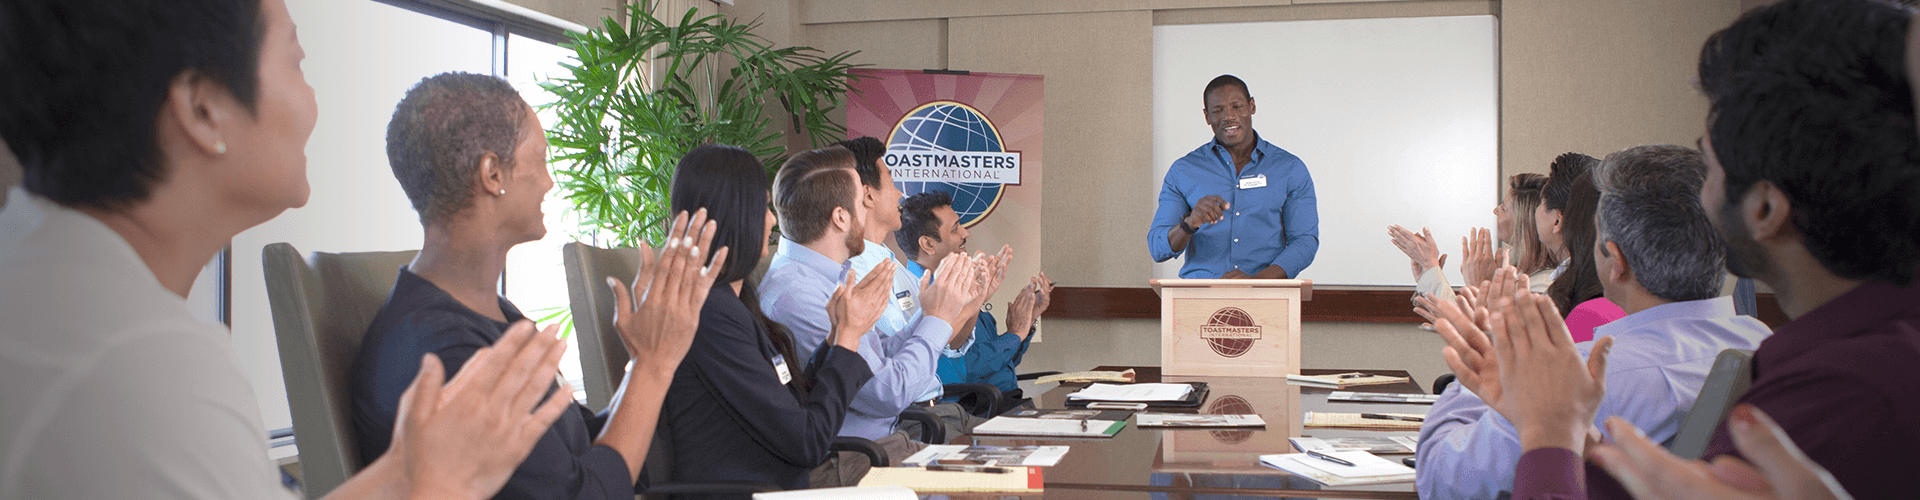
[946,11,1153,288]
[1021,319,1166,374]
[1500,0,1737,179]
[502,0,625,28]
[802,0,1297,25]
[1154,0,1490,25]
[807,20,947,73]
[1300,321,1449,391]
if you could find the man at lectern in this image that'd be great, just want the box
[1149,74,1320,279]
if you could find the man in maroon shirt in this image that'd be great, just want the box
[1430,0,1920,498]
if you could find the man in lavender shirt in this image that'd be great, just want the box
[759,146,981,462]
[1415,145,1770,499]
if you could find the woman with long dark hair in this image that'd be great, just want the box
[1543,167,1624,341]
[658,145,891,495]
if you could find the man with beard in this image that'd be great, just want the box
[760,146,983,463]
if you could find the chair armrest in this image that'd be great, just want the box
[646,481,781,495]
[831,436,891,467]
[942,383,1004,418]
[1432,374,1457,395]
[1016,371,1062,381]
[898,407,946,444]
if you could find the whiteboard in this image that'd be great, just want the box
[1150,15,1500,286]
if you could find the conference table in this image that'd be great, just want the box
[948,367,1431,499]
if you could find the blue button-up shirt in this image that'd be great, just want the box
[1413,296,1770,500]
[1149,134,1319,278]
[848,241,969,403]
[903,260,1033,394]
[761,239,955,440]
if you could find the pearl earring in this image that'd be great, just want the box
[499,189,507,195]
[214,141,227,154]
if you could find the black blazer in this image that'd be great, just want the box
[352,268,642,500]
[659,283,873,495]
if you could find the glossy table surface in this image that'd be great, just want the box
[946,368,1431,499]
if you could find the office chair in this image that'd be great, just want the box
[560,242,886,492]
[1668,349,1756,460]
[263,243,417,498]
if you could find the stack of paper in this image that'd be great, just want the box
[901,445,1072,467]
[1067,383,1194,402]
[1289,436,1418,454]
[1260,451,1416,486]
[1285,373,1412,389]
[856,466,1045,492]
[1034,369,1137,384]
[1327,391,1440,404]
[1136,413,1267,428]
[972,415,1126,438]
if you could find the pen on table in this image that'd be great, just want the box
[1306,450,1356,467]
[1338,373,1368,379]
[1360,413,1424,422]
[927,465,1012,474]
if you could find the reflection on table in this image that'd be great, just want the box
[950,367,1427,500]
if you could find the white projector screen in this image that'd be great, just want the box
[1151,15,1499,286]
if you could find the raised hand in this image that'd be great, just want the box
[1005,283,1038,339]
[1590,405,1852,500]
[1430,292,1502,404]
[1030,272,1054,317]
[919,251,981,326]
[1487,290,1615,454]
[968,245,1014,309]
[827,259,895,352]
[606,210,730,380]
[393,321,574,499]
[1187,195,1229,227]
[1388,225,1447,281]
[1460,227,1499,287]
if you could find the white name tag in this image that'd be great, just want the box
[895,290,916,313]
[1238,174,1267,190]
[771,354,793,385]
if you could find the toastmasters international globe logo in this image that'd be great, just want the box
[885,101,1023,227]
[1200,307,1263,358]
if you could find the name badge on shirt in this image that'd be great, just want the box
[1238,174,1268,190]
[895,290,916,313]
[771,354,793,385]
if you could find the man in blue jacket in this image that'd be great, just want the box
[897,191,1054,408]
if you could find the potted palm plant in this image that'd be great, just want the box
[542,0,863,247]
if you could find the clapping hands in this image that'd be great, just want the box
[606,210,730,380]
[1432,265,1614,454]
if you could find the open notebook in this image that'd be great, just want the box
[1260,451,1416,486]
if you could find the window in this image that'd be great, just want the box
[199,0,596,439]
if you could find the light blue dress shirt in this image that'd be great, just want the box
[1413,296,1771,500]
[1149,134,1320,279]
[847,241,969,403]
[761,239,955,440]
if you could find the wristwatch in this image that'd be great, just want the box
[1178,219,1198,235]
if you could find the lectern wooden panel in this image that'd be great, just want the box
[1150,279,1312,377]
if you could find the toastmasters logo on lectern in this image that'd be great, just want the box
[885,101,1023,227]
[1200,307,1263,358]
